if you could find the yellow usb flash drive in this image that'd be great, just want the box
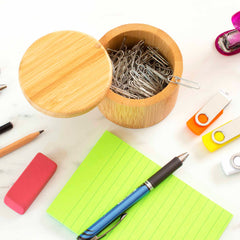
[202,116,240,152]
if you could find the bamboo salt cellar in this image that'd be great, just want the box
[19,24,183,128]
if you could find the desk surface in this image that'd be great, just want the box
[0,0,239,239]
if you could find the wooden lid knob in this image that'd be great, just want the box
[19,31,112,117]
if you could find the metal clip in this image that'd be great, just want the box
[221,152,240,175]
[91,213,127,240]
[167,76,200,90]
[211,116,240,144]
[195,90,231,127]
[78,213,127,240]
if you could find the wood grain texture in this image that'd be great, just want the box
[98,24,183,128]
[19,31,112,117]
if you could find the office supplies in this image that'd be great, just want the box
[4,153,57,214]
[0,84,7,91]
[108,40,173,99]
[215,11,240,55]
[109,40,199,100]
[167,75,200,89]
[47,131,232,240]
[187,91,231,135]
[0,130,44,157]
[202,116,240,152]
[19,24,183,128]
[221,152,240,175]
[78,152,188,240]
[0,122,13,134]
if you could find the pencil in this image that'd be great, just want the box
[0,130,44,157]
[0,84,7,91]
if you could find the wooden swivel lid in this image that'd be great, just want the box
[19,31,112,117]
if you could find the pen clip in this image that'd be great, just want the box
[91,213,127,240]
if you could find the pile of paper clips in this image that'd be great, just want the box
[108,39,173,99]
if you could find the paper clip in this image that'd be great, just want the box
[215,11,240,56]
[167,76,200,90]
[221,152,240,176]
[202,115,240,152]
[187,91,231,135]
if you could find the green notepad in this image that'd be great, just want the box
[47,131,232,240]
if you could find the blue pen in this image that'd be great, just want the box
[77,152,189,240]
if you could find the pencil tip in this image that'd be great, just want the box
[0,84,7,91]
[39,130,44,134]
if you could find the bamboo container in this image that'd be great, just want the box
[19,24,183,128]
[98,24,183,128]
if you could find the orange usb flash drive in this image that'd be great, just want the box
[187,91,231,135]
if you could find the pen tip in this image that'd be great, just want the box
[177,152,189,162]
[39,130,44,134]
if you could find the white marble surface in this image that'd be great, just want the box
[0,0,240,239]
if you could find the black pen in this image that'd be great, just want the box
[78,152,189,240]
[0,122,13,135]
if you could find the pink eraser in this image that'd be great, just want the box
[4,153,57,214]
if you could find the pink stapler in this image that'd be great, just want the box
[215,11,240,55]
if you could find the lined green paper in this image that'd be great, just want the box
[47,131,232,240]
